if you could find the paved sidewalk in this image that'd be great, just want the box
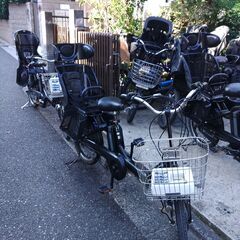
[121,110,240,240]
[0,47,146,240]
[1,39,240,239]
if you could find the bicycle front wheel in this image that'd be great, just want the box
[174,200,189,240]
[126,103,138,123]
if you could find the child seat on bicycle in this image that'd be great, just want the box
[54,43,105,140]
[14,30,42,86]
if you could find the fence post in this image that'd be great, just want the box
[69,9,75,43]
[39,11,55,70]
[69,9,85,43]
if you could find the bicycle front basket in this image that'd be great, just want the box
[132,137,209,201]
[131,59,163,89]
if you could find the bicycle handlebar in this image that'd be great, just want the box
[137,39,171,57]
[121,82,207,116]
[31,56,55,63]
[26,56,55,68]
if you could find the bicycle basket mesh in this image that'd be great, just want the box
[132,137,208,201]
[131,59,163,89]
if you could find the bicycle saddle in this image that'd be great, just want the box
[98,97,124,112]
[224,83,240,98]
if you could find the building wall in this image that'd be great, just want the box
[0,0,82,45]
[39,0,81,12]
[0,3,34,44]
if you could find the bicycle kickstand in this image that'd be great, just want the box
[21,100,31,110]
[98,176,114,194]
[65,158,80,169]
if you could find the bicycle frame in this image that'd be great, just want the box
[79,111,139,181]
[65,87,207,240]
[185,90,240,157]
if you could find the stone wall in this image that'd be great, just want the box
[0,3,34,44]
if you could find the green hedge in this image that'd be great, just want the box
[9,0,30,3]
[0,0,8,19]
[0,0,30,19]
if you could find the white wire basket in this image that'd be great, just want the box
[132,137,209,201]
[41,73,63,100]
[131,59,163,89]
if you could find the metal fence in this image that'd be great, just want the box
[76,30,120,96]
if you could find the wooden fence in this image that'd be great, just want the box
[76,30,120,96]
[52,14,69,44]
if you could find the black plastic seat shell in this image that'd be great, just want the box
[224,83,240,98]
[98,97,124,112]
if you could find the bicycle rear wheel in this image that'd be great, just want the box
[174,200,189,240]
[78,132,103,165]
[188,119,219,147]
[27,75,46,108]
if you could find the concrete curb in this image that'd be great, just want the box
[191,206,232,240]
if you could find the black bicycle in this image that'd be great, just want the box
[172,31,240,159]
[14,30,63,116]
[54,42,209,239]
[121,17,174,125]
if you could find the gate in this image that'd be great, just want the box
[52,12,69,43]
[76,31,120,96]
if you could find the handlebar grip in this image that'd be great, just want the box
[120,92,136,103]
[29,62,47,68]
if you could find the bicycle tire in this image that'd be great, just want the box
[157,113,176,129]
[156,89,179,129]
[78,132,103,165]
[27,89,39,108]
[27,75,47,108]
[57,104,64,121]
[188,119,219,147]
[174,200,189,240]
[127,104,137,123]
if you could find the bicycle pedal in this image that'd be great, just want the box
[132,138,144,147]
[98,185,112,194]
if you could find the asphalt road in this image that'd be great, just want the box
[0,47,221,240]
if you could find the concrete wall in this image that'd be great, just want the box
[39,0,81,12]
[0,0,83,45]
[0,3,34,44]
